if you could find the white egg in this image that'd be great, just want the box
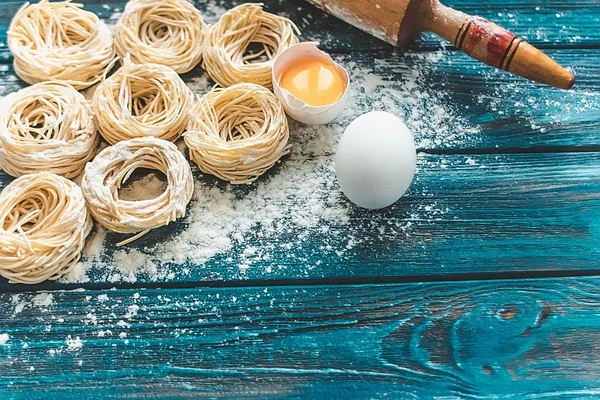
[272,42,350,125]
[335,111,416,209]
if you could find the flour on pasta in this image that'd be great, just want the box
[60,50,478,283]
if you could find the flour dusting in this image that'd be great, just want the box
[0,4,544,285]
[56,50,478,284]
[1,3,591,285]
[66,335,83,351]
[32,293,54,307]
[119,173,167,201]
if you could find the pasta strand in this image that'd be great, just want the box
[81,137,194,246]
[185,83,290,184]
[0,172,92,284]
[203,3,299,88]
[8,0,116,89]
[0,81,98,178]
[92,58,193,144]
[114,0,206,74]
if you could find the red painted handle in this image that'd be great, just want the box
[454,17,521,70]
[428,3,575,89]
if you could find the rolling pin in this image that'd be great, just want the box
[305,0,575,89]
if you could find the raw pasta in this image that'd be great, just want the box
[92,58,193,144]
[81,137,193,246]
[185,82,290,184]
[8,0,116,90]
[0,172,92,284]
[0,81,98,178]
[114,0,206,74]
[203,3,299,88]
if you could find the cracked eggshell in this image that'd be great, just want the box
[272,42,350,125]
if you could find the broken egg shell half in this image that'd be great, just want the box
[272,42,350,125]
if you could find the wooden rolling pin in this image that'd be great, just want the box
[305,0,575,89]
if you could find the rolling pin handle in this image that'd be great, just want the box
[427,2,575,89]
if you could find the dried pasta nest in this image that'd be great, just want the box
[0,172,92,284]
[8,0,116,90]
[184,82,290,184]
[0,81,98,179]
[203,3,299,88]
[81,137,194,246]
[114,0,206,74]
[92,59,193,144]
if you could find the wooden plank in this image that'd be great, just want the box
[349,48,600,152]
[419,0,600,49]
[410,48,600,151]
[0,0,598,61]
[1,151,599,289]
[0,49,598,152]
[2,278,600,397]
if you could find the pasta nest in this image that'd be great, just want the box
[185,82,290,184]
[0,172,92,284]
[203,3,299,88]
[92,58,193,144]
[0,81,98,179]
[81,137,194,246]
[8,0,116,90]
[114,0,206,74]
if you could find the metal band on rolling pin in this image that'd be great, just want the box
[454,17,523,71]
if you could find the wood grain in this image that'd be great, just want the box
[1,152,598,289]
[0,0,597,288]
[304,0,576,89]
[0,50,598,153]
[0,0,599,396]
[2,279,600,398]
[427,4,575,89]
[0,0,598,59]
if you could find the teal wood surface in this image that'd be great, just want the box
[0,0,599,397]
[1,152,599,290]
[0,0,599,56]
[3,278,600,398]
[1,50,599,152]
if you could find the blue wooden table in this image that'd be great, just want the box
[1,0,600,398]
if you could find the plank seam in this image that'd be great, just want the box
[5,269,600,294]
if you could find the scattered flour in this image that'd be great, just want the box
[0,288,318,359]
[107,11,122,23]
[102,2,227,26]
[9,293,55,315]
[58,50,478,284]
[11,295,25,314]
[202,2,230,24]
[0,333,9,345]
[4,8,595,286]
[66,336,83,351]
[119,173,167,201]
[32,293,54,307]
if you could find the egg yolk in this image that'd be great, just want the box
[279,58,345,107]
